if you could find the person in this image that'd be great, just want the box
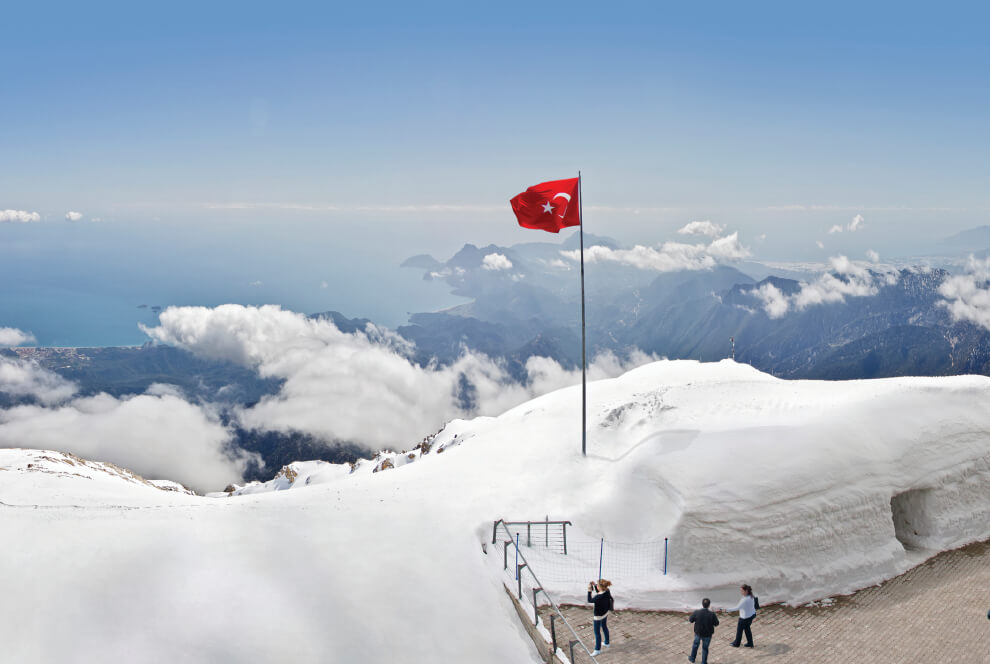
[688,598,719,664]
[728,584,757,648]
[586,579,613,655]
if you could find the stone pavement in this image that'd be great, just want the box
[543,539,990,664]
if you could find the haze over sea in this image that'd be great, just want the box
[0,218,468,347]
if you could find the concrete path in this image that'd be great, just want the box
[544,538,990,663]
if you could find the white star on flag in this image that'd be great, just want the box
[542,201,555,214]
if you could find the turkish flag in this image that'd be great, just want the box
[510,177,580,233]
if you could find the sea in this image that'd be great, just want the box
[0,218,468,347]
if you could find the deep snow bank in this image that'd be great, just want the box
[2,360,990,662]
[214,360,990,607]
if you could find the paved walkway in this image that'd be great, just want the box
[544,539,990,663]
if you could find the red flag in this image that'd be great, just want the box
[510,177,580,233]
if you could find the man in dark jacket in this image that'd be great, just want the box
[688,598,719,664]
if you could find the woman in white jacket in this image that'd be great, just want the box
[729,584,756,648]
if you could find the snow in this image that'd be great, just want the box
[2,359,990,662]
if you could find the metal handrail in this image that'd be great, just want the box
[493,518,572,553]
[494,518,597,661]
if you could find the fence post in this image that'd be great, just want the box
[515,533,520,578]
[598,537,604,581]
[569,640,578,663]
[550,614,557,655]
[532,587,541,626]
[503,540,510,570]
[563,522,568,555]
[664,537,668,575]
[517,564,527,599]
[545,515,549,548]
[492,519,499,545]
[527,522,531,547]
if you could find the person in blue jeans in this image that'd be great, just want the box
[729,584,757,648]
[688,598,719,663]
[586,579,613,655]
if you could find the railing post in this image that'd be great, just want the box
[492,519,500,545]
[503,540,510,570]
[664,537,668,575]
[598,537,604,581]
[563,522,568,555]
[517,564,527,599]
[550,614,557,655]
[532,587,541,626]
[569,640,578,663]
[527,522,531,547]
[545,515,549,548]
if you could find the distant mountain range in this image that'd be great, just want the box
[396,232,990,380]
[11,227,990,479]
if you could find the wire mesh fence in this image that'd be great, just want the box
[489,519,673,662]
[498,519,670,587]
[492,519,599,662]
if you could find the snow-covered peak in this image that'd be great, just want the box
[0,448,198,506]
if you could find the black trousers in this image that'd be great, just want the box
[733,616,754,646]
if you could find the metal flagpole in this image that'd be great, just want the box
[579,171,587,457]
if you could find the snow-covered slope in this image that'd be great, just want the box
[3,360,990,662]
[0,449,198,506]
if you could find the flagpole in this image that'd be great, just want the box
[579,171,587,457]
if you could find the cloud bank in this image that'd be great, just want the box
[0,209,41,223]
[0,326,257,492]
[938,256,990,330]
[0,356,79,405]
[751,255,898,319]
[142,305,655,451]
[0,391,253,493]
[561,228,749,272]
[65,211,83,221]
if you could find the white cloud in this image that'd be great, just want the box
[65,211,83,221]
[0,327,36,347]
[0,209,40,223]
[0,356,78,405]
[816,240,825,249]
[141,305,656,453]
[751,283,791,319]
[320,281,329,289]
[677,220,724,238]
[481,253,513,271]
[938,256,990,330]
[522,350,658,396]
[0,337,256,491]
[828,214,865,234]
[562,231,749,272]
[866,249,880,263]
[0,392,254,493]
[249,280,263,287]
[750,255,898,318]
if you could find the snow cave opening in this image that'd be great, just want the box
[890,488,936,550]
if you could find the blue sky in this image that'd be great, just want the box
[3,1,990,342]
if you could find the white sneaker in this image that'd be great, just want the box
[591,650,600,656]
[604,642,611,648]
